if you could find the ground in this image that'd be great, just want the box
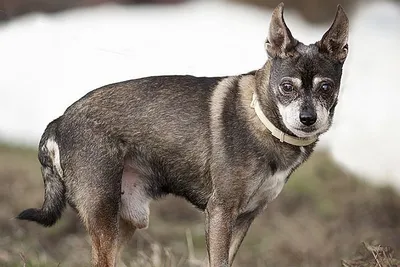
[1,143,399,267]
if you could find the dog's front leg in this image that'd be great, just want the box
[228,207,262,266]
[205,195,238,267]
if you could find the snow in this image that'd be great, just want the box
[0,1,399,188]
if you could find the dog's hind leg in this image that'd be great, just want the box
[63,135,126,267]
[77,166,123,267]
[87,209,120,267]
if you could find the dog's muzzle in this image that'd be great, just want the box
[250,93,318,146]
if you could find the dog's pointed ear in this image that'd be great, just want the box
[265,3,298,58]
[318,5,349,63]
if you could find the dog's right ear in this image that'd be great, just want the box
[265,3,298,58]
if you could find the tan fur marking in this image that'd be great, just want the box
[89,229,118,267]
[238,74,266,134]
[238,72,279,143]
[210,77,238,130]
[210,76,239,155]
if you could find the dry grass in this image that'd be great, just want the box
[1,143,400,267]
[342,242,400,267]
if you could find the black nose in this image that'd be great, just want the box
[300,109,317,126]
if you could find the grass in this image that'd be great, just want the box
[341,242,400,267]
[0,143,399,266]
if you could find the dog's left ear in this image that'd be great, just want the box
[318,5,349,63]
[266,3,298,58]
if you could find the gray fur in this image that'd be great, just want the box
[17,3,349,267]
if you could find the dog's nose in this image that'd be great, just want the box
[299,109,317,126]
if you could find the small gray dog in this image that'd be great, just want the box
[18,3,349,267]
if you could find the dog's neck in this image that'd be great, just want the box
[254,62,285,131]
[253,61,318,146]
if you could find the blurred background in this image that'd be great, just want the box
[1,0,400,266]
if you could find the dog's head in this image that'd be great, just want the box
[264,3,349,138]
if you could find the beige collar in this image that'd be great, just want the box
[250,93,318,147]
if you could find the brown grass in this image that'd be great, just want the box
[342,242,400,267]
[1,143,400,267]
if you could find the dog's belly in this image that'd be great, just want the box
[120,162,151,229]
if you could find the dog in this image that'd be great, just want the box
[17,3,349,267]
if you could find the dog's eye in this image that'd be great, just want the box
[281,83,294,94]
[320,83,332,91]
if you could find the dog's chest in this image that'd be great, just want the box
[242,149,306,213]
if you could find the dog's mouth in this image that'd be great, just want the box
[296,126,317,133]
[278,103,330,139]
[290,121,332,138]
[289,125,321,138]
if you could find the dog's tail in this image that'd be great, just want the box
[17,117,66,227]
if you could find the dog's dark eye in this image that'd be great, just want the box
[281,83,294,94]
[320,83,332,92]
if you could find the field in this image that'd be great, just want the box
[1,143,399,267]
